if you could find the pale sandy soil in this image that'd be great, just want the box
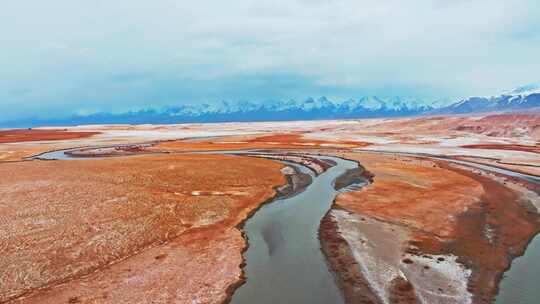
[330,209,472,304]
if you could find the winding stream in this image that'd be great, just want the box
[32,146,540,303]
[34,147,362,303]
[230,156,361,304]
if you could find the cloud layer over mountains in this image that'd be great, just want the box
[1,0,539,120]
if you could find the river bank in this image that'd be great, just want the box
[320,152,540,304]
[0,154,286,304]
[229,155,361,304]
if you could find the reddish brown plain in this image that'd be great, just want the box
[331,152,539,303]
[0,154,284,304]
[0,129,99,144]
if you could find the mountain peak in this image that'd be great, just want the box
[437,84,540,114]
[504,84,540,96]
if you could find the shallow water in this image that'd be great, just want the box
[35,147,358,302]
[495,233,540,304]
[32,147,259,160]
[230,156,359,304]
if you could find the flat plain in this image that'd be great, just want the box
[0,113,538,304]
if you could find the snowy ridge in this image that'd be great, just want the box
[503,84,540,96]
[152,96,433,118]
[436,84,540,114]
[2,96,435,127]
[2,84,538,127]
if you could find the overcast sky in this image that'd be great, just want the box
[1,0,539,120]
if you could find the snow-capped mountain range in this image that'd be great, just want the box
[2,85,539,127]
[436,84,540,114]
[3,96,438,127]
[165,96,435,117]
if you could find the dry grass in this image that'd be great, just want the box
[0,154,284,303]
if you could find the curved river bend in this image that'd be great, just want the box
[230,156,362,304]
[32,147,540,303]
[34,148,364,303]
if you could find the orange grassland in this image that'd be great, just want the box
[0,154,284,304]
[332,152,539,303]
[0,129,99,144]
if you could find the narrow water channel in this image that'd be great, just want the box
[230,156,359,304]
[32,147,540,303]
[33,147,360,302]
[495,233,540,304]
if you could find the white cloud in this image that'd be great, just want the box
[0,0,539,119]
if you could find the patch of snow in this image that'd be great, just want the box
[503,84,540,96]
[402,253,472,304]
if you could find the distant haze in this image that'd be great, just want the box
[1,0,539,122]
